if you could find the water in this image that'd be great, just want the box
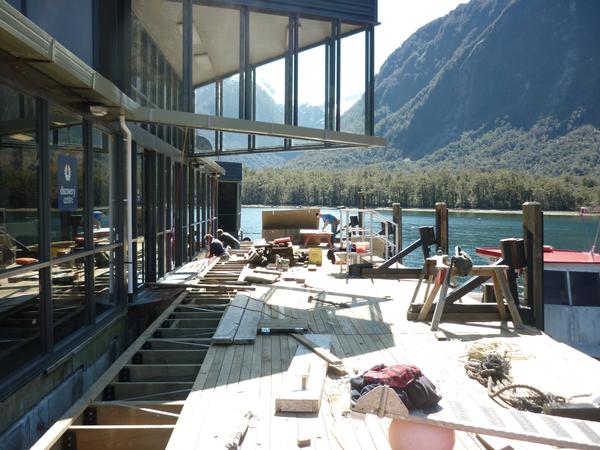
[241,206,600,266]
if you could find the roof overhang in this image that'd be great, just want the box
[0,2,386,157]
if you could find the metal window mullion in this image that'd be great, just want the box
[334,19,341,132]
[188,167,194,259]
[131,142,139,293]
[174,162,182,266]
[292,14,299,127]
[238,7,247,120]
[183,0,193,113]
[144,149,157,282]
[37,98,53,354]
[157,154,165,277]
[83,120,95,325]
[365,26,375,136]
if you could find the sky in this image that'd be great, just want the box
[257,0,468,111]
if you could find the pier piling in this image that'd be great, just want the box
[523,202,544,330]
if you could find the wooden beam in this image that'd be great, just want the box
[290,333,347,376]
[523,202,543,329]
[66,425,174,450]
[134,349,206,364]
[83,403,182,425]
[107,382,193,401]
[120,364,201,382]
[435,202,449,255]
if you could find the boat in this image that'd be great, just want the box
[476,245,600,357]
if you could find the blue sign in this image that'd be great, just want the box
[57,154,78,211]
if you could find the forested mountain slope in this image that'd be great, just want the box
[293,0,600,176]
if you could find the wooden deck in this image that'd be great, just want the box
[166,254,600,450]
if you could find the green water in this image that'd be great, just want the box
[241,207,599,266]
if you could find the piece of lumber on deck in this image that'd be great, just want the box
[275,334,331,413]
[290,333,347,375]
[211,294,248,344]
[233,298,263,343]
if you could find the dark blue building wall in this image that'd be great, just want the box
[7,0,22,12]
[201,0,378,24]
[25,0,94,66]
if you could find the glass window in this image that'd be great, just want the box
[341,31,365,133]
[570,272,600,307]
[52,256,88,343]
[50,106,84,256]
[544,270,569,305]
[92,129,114,247]
[0,84,42,379]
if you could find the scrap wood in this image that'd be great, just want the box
[291,333,347,376]
[225,411,254,450]
[146,282,253,291]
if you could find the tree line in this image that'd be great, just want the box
[241,168,600,211]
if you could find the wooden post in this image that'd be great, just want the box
[435,202,449,255]
[358,191,365,228]
[392,203,402,256]
[500,238,526,305]
[523,202,544,330]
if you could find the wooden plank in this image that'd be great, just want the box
[109,382,193,401]
[233,297,263,343]
[87,403,182,425]
[491,272,508,321]
[275,334,331,413]
[31,290,189,450]
[121,364,200,382]
[211,294,248,344]
[495,269,524,329]
[290,333,347,375]
[67,425,174,450]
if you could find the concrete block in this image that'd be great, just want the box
[47,369,83,422]
[2,415,30,450]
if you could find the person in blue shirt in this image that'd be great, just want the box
[317,212,340,240]
[204,233,225,257]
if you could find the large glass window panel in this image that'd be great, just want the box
[222,75,245,151]
[255,59,285,149]
[570,272,600,307]
[49,106,84,257]
[52,256,88,344]
[298,19,327,130]
[95,249,119,318]
[340,31,365,133]
[0,86,39,264]
[194,83,216,151]
[0,83,41,379]
[92,129,115,248]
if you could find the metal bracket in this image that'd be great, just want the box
[83,407,97,425]
[61,430,77,450]
[118,367,130,382]
[132,353,143,364]
[102,385,115,401]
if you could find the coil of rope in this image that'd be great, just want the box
[464,341,566,413]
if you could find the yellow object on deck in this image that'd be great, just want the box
[308,248,322,266]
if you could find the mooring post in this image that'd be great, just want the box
[500,238,527,306]
[523,202,544,330]
[358,191,365,228]
[435,202,449,255]
[392,203,402,256]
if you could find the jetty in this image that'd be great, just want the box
[31,204,600,450]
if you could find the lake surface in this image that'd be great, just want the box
[241,206,600,266]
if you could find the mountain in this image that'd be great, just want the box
[292,0,600,176]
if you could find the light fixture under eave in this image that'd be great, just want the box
[90,105,109,117]
[8,133,34,142]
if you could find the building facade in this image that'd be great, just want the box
[0,0,381,447]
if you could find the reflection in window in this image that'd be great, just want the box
[92,129,114,247]
[50,105,84,257]
[52,256,87,344]
[0,83,42,378]
[570,272,600,307]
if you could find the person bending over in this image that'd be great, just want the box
[204,233,225,257]
[316,212,340,240]
[217,228,240,249]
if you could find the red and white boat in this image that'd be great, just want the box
[476,245,600,357]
